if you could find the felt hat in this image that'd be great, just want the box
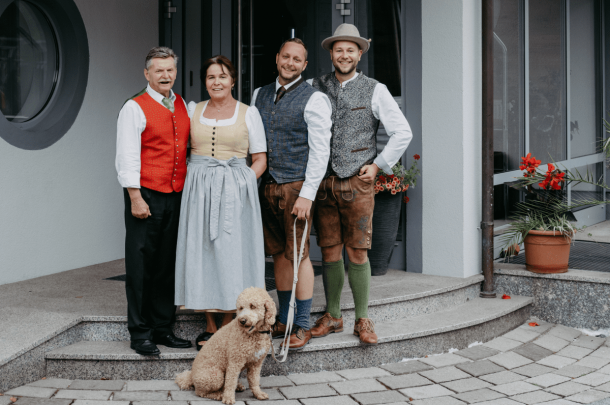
[321,23,370,54]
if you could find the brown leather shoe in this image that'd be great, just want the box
[271,317,286,339]
[311,312,344,338]
[354,318,378,345]
[280,325,312,351]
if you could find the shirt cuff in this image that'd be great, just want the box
[299,184,317,201]
[118,174,140,189]
[373,155,393,174]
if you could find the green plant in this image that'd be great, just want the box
[500,154,610,256]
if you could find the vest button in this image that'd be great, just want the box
[213,132,215,135]
[212,138,215,140]
[212,149,214,151]
[213,127,216,129]
[270,130,273,133]
[269,149,272,152]
[212,143,214,146]
[271,111,275,114]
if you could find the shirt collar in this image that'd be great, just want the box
[340,71,359,88]
[275,75,302,92]
[146,83,176,103]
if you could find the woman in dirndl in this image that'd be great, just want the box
[175,55,267,350]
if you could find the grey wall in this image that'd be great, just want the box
[0,0,158,285]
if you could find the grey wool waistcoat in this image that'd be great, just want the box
[255,79,319,184]
[312,71,380,179]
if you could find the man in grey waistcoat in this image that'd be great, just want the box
[251,38,332,350]
[307,24,413,345]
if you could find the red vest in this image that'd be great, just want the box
[134,92,190,193]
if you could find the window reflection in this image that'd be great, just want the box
[0,0,58,123]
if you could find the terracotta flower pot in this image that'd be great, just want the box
[524,230,571,274]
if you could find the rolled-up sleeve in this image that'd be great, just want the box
[116,100,145,189]
[301,92,332,201]
[372,84,413,173]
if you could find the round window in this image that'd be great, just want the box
[0,0,59,123]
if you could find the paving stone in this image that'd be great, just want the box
[553,365,596,378]
[124,380,179,391]
[0,398,11,405]
[10,399,73,405]
[538,355,578,369]
[557,345,594,360]
[470,400,522,405]
[502,328,539,343]
[483,337,523,352]
[258,376,294,388]
[565,389,610,403]
[419,354,472,368]
[526,373,571,388]
[399,384,454,400]
[279,383,337,399]
[286,371,344,385]
[170,390,207,400]
[591,347,610,359]
[235,388,284,401]
[575,355,610,369]
[573,372,610,387]
[546,382,590,396]
[451,388,506,404]
[133,402,189,405]
[68,380,125,391]
[420,366,471,383]
[242,401,299,405]
[455,346,501,362]
[377,374,432,389]
[489,381,540,396]
[4,386,56,399]
[456,360,505,377]
[547,325,583,341]
[573,335,606,350]
[533,335,570,352]
[596,381,610,393]
[72,402,131,405]
[351,390,409,404]
[441,378,492,393]
[488,352,532,369]
[299,396,357,405]
[112,391,169,401]
[336,367,391,380]
[513,343,554,362]
[410,397,466,405]
[380,361,433,376]
[511,363,555,377]
[479,371,527,385]
[54,390,114,400]
[330,379,386,395]
[599,365,610,375]
[533,400,580,405]
[509,389,560,404]
[26,379,73,389]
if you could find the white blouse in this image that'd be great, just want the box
[187,101,267,154]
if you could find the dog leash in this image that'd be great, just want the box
[268,217,308,363]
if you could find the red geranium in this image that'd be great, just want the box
[403,196,410,203]
[520,153,541,174]
[379,175,386,183]
[414,154,420,160]
[538,163,565,191]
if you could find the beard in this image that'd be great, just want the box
[333,59,358,75]
[278,65,301,82]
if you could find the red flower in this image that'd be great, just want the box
[502,294,511,299]
[529,322,539,327]
[379,175,386,183]
[538,163,565,190]
[391,189,397,195]
[404,184,410,190]
[376,181,381,186]
[403,196,410,203]
[519,153,541,174]
[388,174,395,179]
[414,154,421,160]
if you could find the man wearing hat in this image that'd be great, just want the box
[307,24,413,344]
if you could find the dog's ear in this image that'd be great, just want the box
[264,300,277,326]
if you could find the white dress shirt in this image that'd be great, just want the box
[251,76,332,201]
[116,84,189,189]
[307,72,413,173]
[188,101,267,154]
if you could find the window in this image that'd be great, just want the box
[0,0,89,150]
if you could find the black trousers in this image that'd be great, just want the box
[123,186,182,340]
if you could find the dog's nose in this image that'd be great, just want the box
[239,318,247,325]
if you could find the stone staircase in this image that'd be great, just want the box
[43,271,533,380]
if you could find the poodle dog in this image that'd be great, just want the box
[175,287,276,404]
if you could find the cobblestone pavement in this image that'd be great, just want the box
[3,319,610,405]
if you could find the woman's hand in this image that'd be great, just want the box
[250,152,267,179]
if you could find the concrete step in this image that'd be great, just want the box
[45,295,532,380]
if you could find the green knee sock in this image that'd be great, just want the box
[348,260,371,320]
[323,258,344,319]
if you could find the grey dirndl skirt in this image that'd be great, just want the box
[174,155,265,310]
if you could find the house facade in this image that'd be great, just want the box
[0,0,608,285]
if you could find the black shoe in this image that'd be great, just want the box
[152,333,193,349]
[195,331,214,351]
[130,339,161,355]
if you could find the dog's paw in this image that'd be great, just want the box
[221,395,236,404]
[254,391,269,400]
[236,382,246,392]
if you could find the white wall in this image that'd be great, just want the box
[0,0,157,285]
[421,0,482,278]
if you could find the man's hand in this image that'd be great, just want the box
[127,188,151,219]
[358,163,379,183]
[291,197,312,221]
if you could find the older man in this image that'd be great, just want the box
[308,24,413,345]
[116,47,192,355]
